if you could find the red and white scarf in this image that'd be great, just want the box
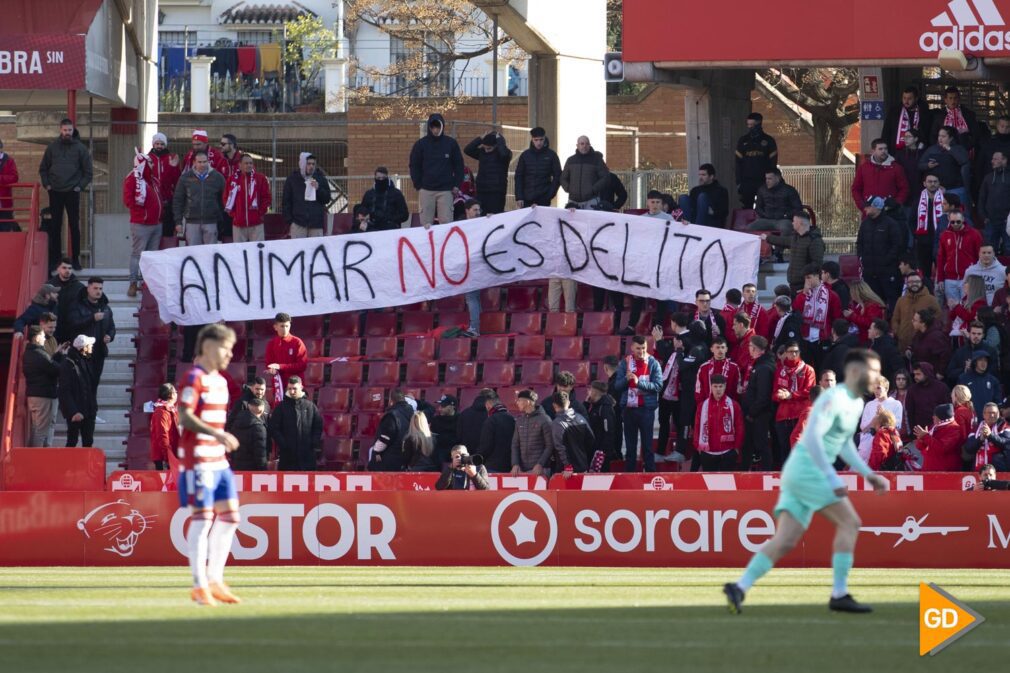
[697,395,736,453]
[661,352,680,401]
[225,169,259,214]
[776,360,810,396]
[801,283,830,341]
[973,421,1005,470]
[625,355,650,408]
[132,149,151,206]
[895,106,919,148]
[743,301,763,325]
[695,310,721,338]
[916,189,944,235]
[944,106,970,134]
[272,372,284,405]
[704,358,732,391]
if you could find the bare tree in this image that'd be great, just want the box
[762,68,860,165]
[345,0,523,118]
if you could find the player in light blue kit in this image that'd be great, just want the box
[724,349,890,614]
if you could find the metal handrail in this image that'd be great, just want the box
[1,183,43,468]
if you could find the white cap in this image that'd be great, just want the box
[73,335,96,349]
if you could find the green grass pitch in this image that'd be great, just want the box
[0,567,1002,672]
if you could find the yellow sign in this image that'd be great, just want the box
[919,583,984,656]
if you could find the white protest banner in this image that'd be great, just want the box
[140,207,760,325]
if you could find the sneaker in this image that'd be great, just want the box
[461,328,480,338]
[94,416,107,425]
[209,581,242,604]
[667,451,687,463]
[723,583,745,614]
[190,586,218,606]
[828,594,873,613]
[618,326,636,336]
[127,282,138,298]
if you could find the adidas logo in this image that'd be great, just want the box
[920,0,1010,52]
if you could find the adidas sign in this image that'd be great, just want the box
[920,0,1010,52]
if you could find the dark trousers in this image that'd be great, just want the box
[863,271,901,314]
[623,405,656,472]
[914,235,935,289]
[0,209,16,231]
[477,190,506,215]
[48,190,81,269]
[742,414,772,470]
[739,181,761,209]
[91,354,106,397]
[656,397,679,455]
[699,449,739,471]
[66,416,95,447]
[161,200,176,237]
[774,418,799,469]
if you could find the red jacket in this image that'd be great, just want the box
[122,162,162,226]
[851,154,910,211]
[0,152,19,211]
[694,395,744,454]
[954,402,975,442]
[224,169,272,227]
[265,335,308,380]
[221,151,245,180]
[847,301,885,344]
[148,150,181,205]
[868,427,902,470]
[918,419,965,471]
[774,358,816,421]
[936,225,982,282]
[731,328,756,380]
[694,357,741,405]
[149,402,179,463]
[183,146,229,175]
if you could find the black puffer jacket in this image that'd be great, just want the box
[360,181,409,231]
[66,287,115,359]
[561,148,609,202]
[456,396,489,456]
[429,413,459,466]
[58,348,96,420]
[23,343,62,398]
[584,393,617,459]
[230,406,268,470]
[52,273,84,343]
[478,402,515,472]
[979,167,1010,225]
[856,213,905,279]
[756,180,803,220]
[409,113,465,192]
[464,135,512,194]
[369,400,414,471]
[39,133,93,192]
[514,137,562,205]
[268,394,323,471]
[282,169,332,230]
[741,352,775,418]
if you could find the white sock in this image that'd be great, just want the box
[187,516,212,588]
[207,514,239,584]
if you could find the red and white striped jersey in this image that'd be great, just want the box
[177,365,230,470]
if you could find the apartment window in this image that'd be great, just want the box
[159,31,189,46]
[389,32,453,97]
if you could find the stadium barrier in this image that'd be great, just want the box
[1,490,1006,568]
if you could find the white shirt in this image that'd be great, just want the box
[856,397,904,461]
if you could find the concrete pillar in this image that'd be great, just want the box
[188,55,215,114]
[322,57,348,113]
[138,57,160,149]
[682,70,755,200]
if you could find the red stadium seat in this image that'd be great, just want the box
[550,336,584,360]
[135,336,169,362]
[480,287,502,311]
[405,360,439,386]
[332,213,353,235]
[519,360,554,385]
[226,362,249,386]
[730,208,758,231]
[365,337,398,360]
[545,312,578,337]
[124,436,152,470]
[329,312,360,337]
[505,286,539,312]
[575,284,597,311]
[356,412,381,438]
[458,387,485,408]
[292,315,324,337]
[402,336,436,361]
[303,362,326,387]
[581,312,615,336]
[439,338,472,362]
[445,362,477,386]
[433,295,466,312]
[139,290,159,312]
[557,360,591,385]
[263,212,289,239]
[479,312,507,335]
[322,437,356,466]
[128,410,150,437]
[251,320,276,339]
[317,387,351,413]
[481,361,516,386]
[329,361,364,386]
[367,362,401,387]
[132,364,168,388]
[323,413,354,438]
[401,311,434,334]
[137,310,170,337]
[476,335,510,361]
[364,312,397,337]
[839,254,862,283]
[513,335,546,360]
[355,387,387,412]
[422,386,455,404]
[250,339,269,362]
[225,321,247,338]
[328,337,361,359]
[588,336,622,360]
[304,338,324,359]
[131,386,160,411]
[437,311,468,329]
[509,312,542,335]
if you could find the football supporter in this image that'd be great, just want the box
[910,403,964,471]
[149,383,179,471]
[694,374,744,472]
[264,312,307,401]
[268,376,323,471]
[772,340,816,467]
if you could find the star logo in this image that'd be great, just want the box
[490,492,558,567]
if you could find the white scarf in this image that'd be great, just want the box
[225,169,259,213]
[916,189,944,235]
[272,372,283,405]
[944,106,969,134]
[299,152,317,201]
[625,355,649,408]
[801,283,830,341]
[974,421,1005,469]
[697,395,735,453]
[895,106,919,148]
[662,352,680,401]
[132,149,148,207]
[743,301,762,325]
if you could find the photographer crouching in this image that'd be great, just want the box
[436,445,490,490]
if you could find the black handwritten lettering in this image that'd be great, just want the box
[672,232,702,290]
[559,219,589,272]
[257,244,266,309]
[213,251,250,310]
[655,221,671,289]
[481,224,515,274]
[268,251,306,307]
[700,239,729,298]
[179,256,210,314]
[512,221,544,268]
[308,245,341,303]
[620,222,649,288]
[343,240,375,300]
[589,222,617,281]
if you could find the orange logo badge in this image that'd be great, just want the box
[919,583,984,656]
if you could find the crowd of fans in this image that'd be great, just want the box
[8,84,1010,480]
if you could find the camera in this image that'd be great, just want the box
[458,454,483,468]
